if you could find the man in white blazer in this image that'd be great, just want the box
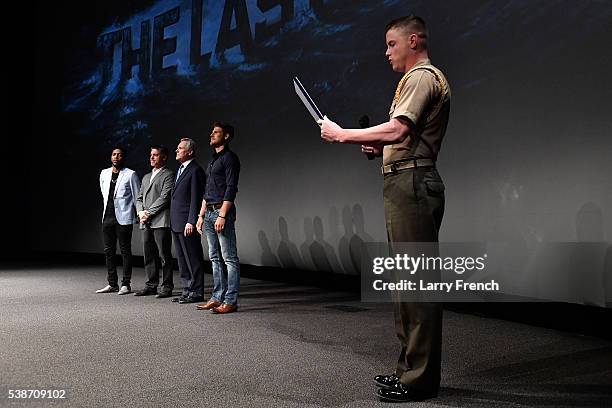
[134,145,175,297]
[96,146,141,295]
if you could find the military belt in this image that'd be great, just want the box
[381,158,435,175]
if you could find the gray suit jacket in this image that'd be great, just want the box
[136,167,175,229]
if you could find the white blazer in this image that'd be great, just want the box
[99,167,141,225]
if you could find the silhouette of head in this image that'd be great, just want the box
[352,204,365,232]
[258,230,271,249]
[313,216,325,240]
[279,216,289,240]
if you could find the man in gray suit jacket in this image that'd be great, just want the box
[135,145,175,297]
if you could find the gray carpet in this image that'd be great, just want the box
[1,266,611,407]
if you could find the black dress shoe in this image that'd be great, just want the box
[156,289,173,298]
[178,296,204,304]
[376,382,437,402]
[374,373,400,389]
[171,295,188,303]
[134,287,157,296]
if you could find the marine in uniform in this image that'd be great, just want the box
[319,15,451,402]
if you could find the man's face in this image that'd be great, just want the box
[210,126,227,148]
[385,28,414,73]
[111,149,125,168]
[175,141,192,163]
[150,148,166,169]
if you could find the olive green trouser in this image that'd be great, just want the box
[383,166,445,394]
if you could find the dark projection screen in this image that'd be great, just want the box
[33,0,612,306]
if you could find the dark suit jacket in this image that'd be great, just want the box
[170,160,205,233]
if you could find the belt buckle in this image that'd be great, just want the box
[390,162,398,173]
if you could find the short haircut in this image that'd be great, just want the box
[385,15,429,41]
[151,145,169,158]
[213,121,235,142]
[111,145,127,156]
[180,138,197,155]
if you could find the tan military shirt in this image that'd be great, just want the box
[383,59,451,166]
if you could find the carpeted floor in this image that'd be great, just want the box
[1,266,611,407]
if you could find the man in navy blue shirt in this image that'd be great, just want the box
[196,122,241,314]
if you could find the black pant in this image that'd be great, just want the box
[172,231,205,297]
[102,220,133,287]
[143,227,173,290]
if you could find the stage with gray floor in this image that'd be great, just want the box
[1,266,611,407]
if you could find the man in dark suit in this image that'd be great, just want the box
[134,145,175,297]
[170,138,206,304]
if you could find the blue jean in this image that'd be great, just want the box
[204,209,240,305]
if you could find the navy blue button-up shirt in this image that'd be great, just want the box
[204,147,240,204]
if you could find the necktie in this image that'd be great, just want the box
[176,165,184,181]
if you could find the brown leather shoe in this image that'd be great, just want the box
[196,299,222,310]
[211,303,238,314]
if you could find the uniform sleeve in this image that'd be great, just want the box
[391,70,437,126]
